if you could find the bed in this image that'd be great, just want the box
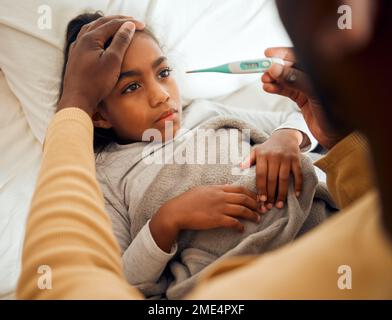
[0,0,316,299]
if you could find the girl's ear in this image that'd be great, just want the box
[92,105,112,129]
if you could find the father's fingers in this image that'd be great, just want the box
[263,82,297,99]
[268,63,313,96]
[86,15,144,33]
[105,21,136,59]
[263,82,309,111]
[77,17,143,41]
[261,72,275,84]
[265,47,296,63]
[88,19,136,44]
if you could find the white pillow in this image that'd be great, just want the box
[132,0,292,104]
[0,0,291,144]
[0,0,108,144]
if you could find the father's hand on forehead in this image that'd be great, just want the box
[58,16,145,117]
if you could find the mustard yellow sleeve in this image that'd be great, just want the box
[16,108,142,299]
[315,132,374,209]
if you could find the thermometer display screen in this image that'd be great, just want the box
[241,62,260,70]
[240,60,271,71]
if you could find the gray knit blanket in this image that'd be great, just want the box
[131,116,336,299]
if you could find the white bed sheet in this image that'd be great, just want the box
[0,70,41,299]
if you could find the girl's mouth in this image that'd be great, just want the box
[156,109,178,122]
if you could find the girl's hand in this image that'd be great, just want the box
[150,185,260,253]
[240,129,303,212]
[262,47,347,150]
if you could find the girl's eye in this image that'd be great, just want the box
[159,68,172,79]
[123,82,141,94]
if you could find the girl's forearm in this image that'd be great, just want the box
[150,204,180,253]
[122,222,177,285]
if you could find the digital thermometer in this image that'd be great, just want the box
[186,58,284,74]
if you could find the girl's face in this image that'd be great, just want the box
[93,32,181,143]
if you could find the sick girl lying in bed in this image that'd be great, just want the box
[60,13,335,299]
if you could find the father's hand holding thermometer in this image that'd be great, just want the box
[262,47,347,150]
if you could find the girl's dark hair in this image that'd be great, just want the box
[60,12,160,154]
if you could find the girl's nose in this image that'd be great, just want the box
[149,83,170,108]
